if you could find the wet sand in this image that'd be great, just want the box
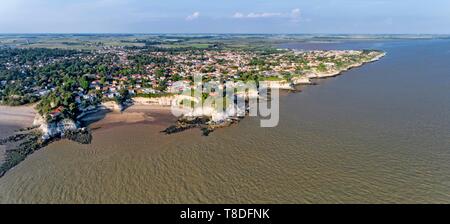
[85,104,178,132]
[0,103,177,178]
[0,105,36,162]
[0,105,36,134]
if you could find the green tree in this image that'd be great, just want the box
[79,76,89,91]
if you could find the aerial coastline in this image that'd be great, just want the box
[2,0,450,205]
[2,35,450,204]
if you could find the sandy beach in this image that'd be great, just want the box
[85,104,178,133]
[0,105,37,162]
[0,102,177,172]
[0,105,36,132]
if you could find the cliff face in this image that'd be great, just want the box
[33,115,78,140]
[102,101,123,112]
[291,76,312,85]
[260,81,294,90]
[133,96,177,106]
[183,104,245,123]
[133,95,199,107]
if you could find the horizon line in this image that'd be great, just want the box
[1,32,450,36]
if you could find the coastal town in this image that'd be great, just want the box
[1,45,385,120]
[0,37,385,176]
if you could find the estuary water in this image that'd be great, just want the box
[1,39,450,203]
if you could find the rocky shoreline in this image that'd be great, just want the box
[0,123,93,178]
[311,52,386,79]
[253,51,386,90]
[162,115,241,136]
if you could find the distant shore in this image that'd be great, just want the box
[0,105,36,132]
[308,52,387,79]
[83,104,177,132]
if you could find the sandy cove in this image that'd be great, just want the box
[0,105,36,133]
[0,105,37,162]
[0,103,177,162]
[81,103,178,132]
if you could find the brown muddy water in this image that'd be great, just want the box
[1,39,450,203]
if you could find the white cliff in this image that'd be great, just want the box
[33,114,78,140]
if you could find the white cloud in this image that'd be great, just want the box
[291,8,301,18]
[186,12,200,21]
[232,8,301,22]
[290,8,301,22]
[232,12,244,18]
[247,12,282,18]
[233,12,282,19]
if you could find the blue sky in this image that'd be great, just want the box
[1,0,449,34]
